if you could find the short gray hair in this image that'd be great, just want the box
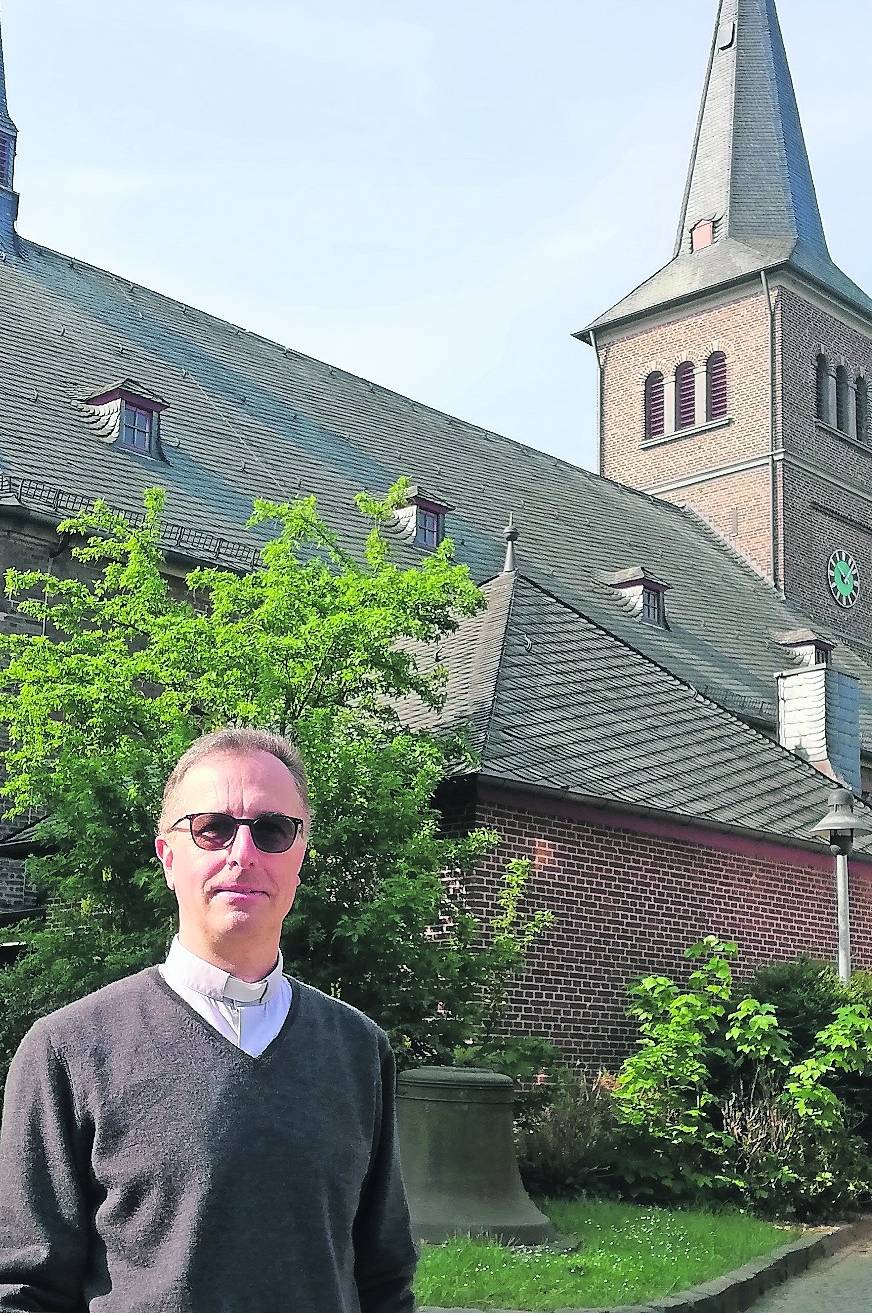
[159,727,309,829]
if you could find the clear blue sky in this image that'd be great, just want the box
[3,1,870,472]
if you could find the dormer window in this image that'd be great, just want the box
[75,379,168,459]
[415,506,442,549]
[776,629,835,668]
[121,402,153,453]
[641,587,664,625]
[386,485,455,551]
[606,566,671,629]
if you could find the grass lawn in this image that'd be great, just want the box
[414,1198,803,1311]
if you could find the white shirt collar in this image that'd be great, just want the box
[164,934,286,1006]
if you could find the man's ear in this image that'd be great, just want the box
[155,835,175,890]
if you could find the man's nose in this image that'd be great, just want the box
[227,821,258,866]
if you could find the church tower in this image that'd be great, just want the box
[581,0,872,644]
[0,13,19,254]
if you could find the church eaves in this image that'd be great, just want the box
[583,0,872,335]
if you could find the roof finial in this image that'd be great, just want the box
[0,11,19,255]
[503,513,519,574]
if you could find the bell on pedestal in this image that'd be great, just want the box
[397,1065,556,1245]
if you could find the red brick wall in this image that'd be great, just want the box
[459,785,872,1072]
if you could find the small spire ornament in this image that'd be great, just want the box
[503,513,519,574]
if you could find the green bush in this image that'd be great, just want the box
[748,958,872,1147]
[517,1067,623,1199]
[517,939,872,1220]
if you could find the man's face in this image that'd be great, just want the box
[155,750,309,965]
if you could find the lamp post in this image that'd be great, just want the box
[811,788,872,984]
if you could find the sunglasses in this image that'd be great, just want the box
[169,811,304,854]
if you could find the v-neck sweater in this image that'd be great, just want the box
[0,967,417,1313]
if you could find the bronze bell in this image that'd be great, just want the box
[397,1066,556,1245]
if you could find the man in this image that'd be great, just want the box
[0,727,418,1312]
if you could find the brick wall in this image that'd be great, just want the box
[599,287,771,492]
[454,784,872,1071]
[778,288,872,643]
[598,279,872,644]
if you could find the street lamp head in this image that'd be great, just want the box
[811,787,872,847]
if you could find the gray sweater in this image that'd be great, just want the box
[0,967,418,1312]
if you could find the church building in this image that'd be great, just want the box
[2,1,872,1067]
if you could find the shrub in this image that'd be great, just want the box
[517,1067,623,1199]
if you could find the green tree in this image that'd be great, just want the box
[0,482,551,1089]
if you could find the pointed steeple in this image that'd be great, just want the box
[0,9,19,254]
[675,0,826,259]
[0,15,17,138]
[585,0,872,332]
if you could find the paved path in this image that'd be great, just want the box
[751,1233,872,1310]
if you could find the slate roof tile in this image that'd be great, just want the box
[403,571,869,848]
[2,232,872,793]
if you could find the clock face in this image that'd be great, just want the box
[828,550,861,608]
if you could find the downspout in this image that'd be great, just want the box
[761,271,779,589]
[589,328,604,475]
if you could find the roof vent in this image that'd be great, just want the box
[775,629,834,668]
[606,566,671,628]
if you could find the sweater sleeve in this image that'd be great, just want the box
[0,1021,91,1312]
[352,1039,418,1313]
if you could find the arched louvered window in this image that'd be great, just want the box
[644,371,665,439]
[0,137,11,190]
[706,351,727,421]
[816,354,830,424]
[675,361,696,430]
[836,365,850,434]
[857,377,869,444]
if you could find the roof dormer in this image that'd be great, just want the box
[74,379,169,459]
[606,566,671,628]
[775,628,834,668]
[389,485,455,550]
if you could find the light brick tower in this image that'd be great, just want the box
[581,0,872,644]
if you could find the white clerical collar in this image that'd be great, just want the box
[164,935,285,1006]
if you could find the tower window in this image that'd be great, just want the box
[836,365,850,434]
[644,371,665,438]
[706,351,727,421]
[816,354,831,424]
[675,361,696,430]
[857,377,869,443]
[0,136,11,190]
[691,219,714,252]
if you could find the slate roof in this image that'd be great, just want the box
[0,22,16,137]
[585,0,872,334]
[400,571,872,850]
[4,236,872,776]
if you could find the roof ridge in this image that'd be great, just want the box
[477,572,519,768]
[507,571,872,819]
